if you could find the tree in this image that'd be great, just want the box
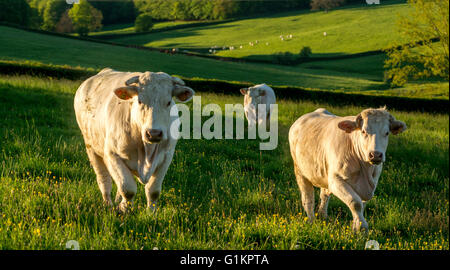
[134,13,153,32]
[0,0,31,26]
[384,0,449,86]
[68,0,103,36]
[310,0,345,12]
[55,10,74,33]
[90,1,136,24]
[42,0,70,31]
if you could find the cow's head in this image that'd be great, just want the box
[240,84,269,125]
[114,72,194,143]
[337,107,407,165]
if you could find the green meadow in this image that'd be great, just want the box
[0,25,389,92]
[88,20,209,36]
[1,25,448,99]
[0,75,448,249]
[110,1,411,60]
[0,0,448,250]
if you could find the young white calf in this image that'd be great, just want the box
[240,83,276,128]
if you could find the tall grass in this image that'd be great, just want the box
[0,75,448,249]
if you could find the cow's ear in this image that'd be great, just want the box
[390,119,407,135]
[173,85,195,103]
[338,120,358,133]
[240,88,248,95]
[114,86,138,100]
[171,76,186,86]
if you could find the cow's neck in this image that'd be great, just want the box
[347,132,380,200]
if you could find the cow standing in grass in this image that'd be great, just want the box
[74,68,194,213]
[289,107,407,231]
[240,83,276,128]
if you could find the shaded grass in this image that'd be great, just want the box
[0,75,448,250]
[88,21,211,36]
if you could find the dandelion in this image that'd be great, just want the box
[33,228,41,236]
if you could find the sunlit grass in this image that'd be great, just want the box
[0,75,448,249]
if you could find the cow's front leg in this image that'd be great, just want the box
[85,147,113,206]
[294,167,315,222]
[145,152,173,213]
[104,151,137,213]
[328,175,368,232]
[317,188,331,219]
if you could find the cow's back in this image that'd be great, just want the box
[289,108,346,188]
[74,69,139,154]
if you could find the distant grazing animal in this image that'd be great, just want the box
[240,83,276,127]
[74,68,195,213]
[323,32,327,37]
[289,108,407,231]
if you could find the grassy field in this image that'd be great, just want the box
[110,1,411,61]
[2,25,449,100]
[88,21,210,36]
[0,25,390,92]
[0,75,448,249]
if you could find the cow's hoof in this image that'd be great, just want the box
[103,199,113,208]
[352,220,369,233]
[317,211,328,220]
[118,201,130,214]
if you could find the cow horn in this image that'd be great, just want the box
[125,76,140,86]
[356,113,363,128]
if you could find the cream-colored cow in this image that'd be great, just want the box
[74,68,194,213]
[240,83,276,127]
[289,108,407,231]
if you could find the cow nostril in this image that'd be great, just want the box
[152,129,162,137]
[147,129,162,141]
[369,151,383,160]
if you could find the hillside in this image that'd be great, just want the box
[0,26,387,92]
[110,1,411,62]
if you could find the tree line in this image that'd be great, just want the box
[1,0,364,30]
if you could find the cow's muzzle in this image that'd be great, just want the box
[368,151,383,165]
[145,129,163,143]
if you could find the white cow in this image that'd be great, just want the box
[74,68,194,213]
[240,83,276,127]
[289,107,407,231]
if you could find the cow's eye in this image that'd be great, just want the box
[385,132,389,136]
[361,130,366,134]
[167,101,171,107]
[138,99,142,105]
